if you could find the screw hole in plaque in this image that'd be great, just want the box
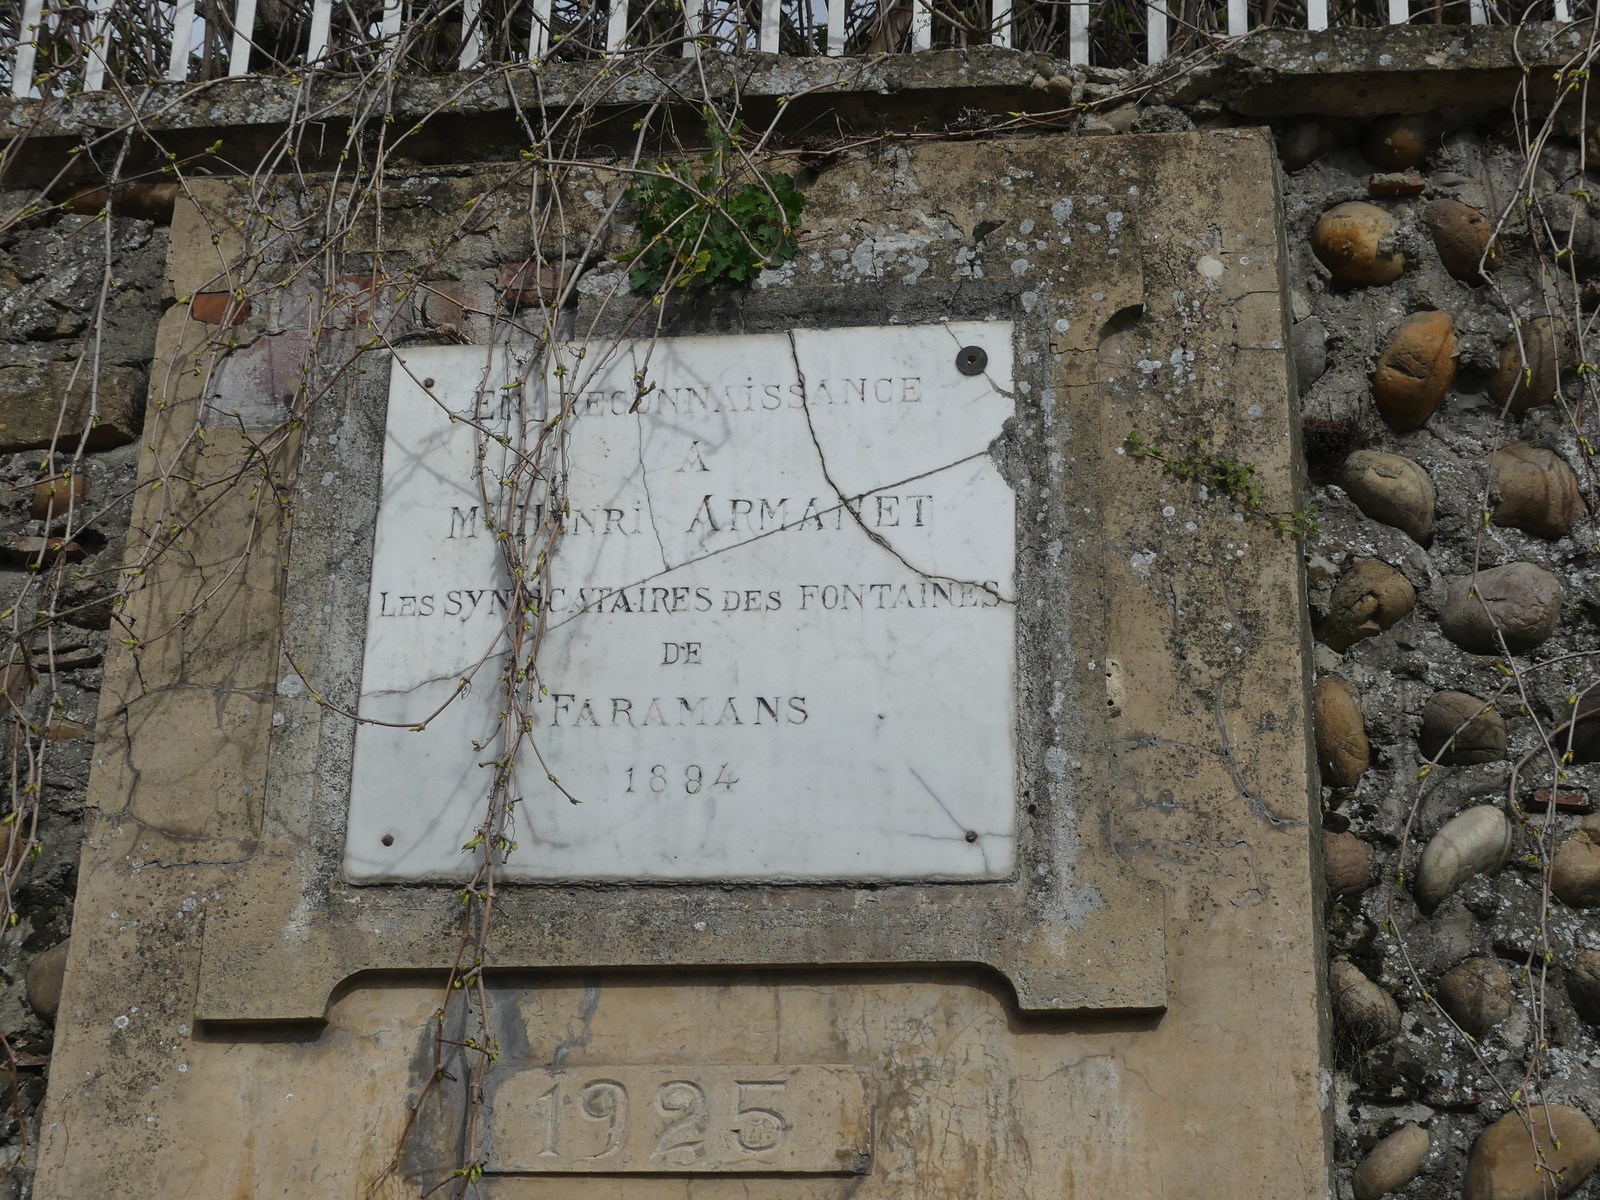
[956,346,988,376]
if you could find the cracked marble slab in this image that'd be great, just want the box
[346,321,1017,882]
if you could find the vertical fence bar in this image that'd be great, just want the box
[1467,0,1487,22]
[759,0,780,51]
[459,0,482,66]
[381,0,405,66]
[307,0,333,62]
[992,0,1012,47]
[167,0,197,80]
[606,0,629,53]
[911,0,932,49]
[82,0,118,91]
[1386,0,1407,24]
[681,0,702,55]
[1068,0,1088,64]
[826,0,846,54]
[1146,0,1166,63]
[230,0,259,76]
[529,0,551,56]
[10,0,43,97]
[1306,0,1327,30]
[1226,0,1246,36]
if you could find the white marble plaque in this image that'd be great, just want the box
[345,322,1016,882]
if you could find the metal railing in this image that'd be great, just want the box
[3,0,1591,99]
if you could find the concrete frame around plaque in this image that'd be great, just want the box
[194,284,1167,1024]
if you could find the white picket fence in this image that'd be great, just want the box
[2,0,1567,99]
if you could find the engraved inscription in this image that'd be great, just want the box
[487,1065,870,1175]
[347,324,1016,882]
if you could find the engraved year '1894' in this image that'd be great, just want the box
[486,1065,871,1175]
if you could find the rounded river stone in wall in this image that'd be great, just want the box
[1438,957,1515,1038]
[1440,563,1563,654]
[1489,443,1584,539]
[1464,1105,1600,1200]
[1315,676,1370,786]
[1312,202,1405,287]
[1319,559,1415,652]
[1292,316,1330,397]
[1278,118,1357,171]
[1488,317,1564,416]
[1415,805,1512,913]
[30,473,89,523]
[1570,950,1600,1023]
[1366,115,1433,170]
[1373,310,1457,430]
[1330,959,1401,1044]
[1353,1123,1430,1200]
[1341,451,1435,544]
[1571,693,1600,764]
[1418,691,1507,765]
[1424,198,1500,282]
[25,939,68,1025]
[1551,816,1600,909]
[1324,830,1373,897]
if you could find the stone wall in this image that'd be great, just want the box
[1279,115,1600,1198]
[0,194,165,1189]
[2,31,1600,1200]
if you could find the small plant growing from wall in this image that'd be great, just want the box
[618,113,806,294]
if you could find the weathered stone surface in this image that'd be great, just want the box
[2,535,84,565]
[1315,676,1370,785]
[1341,451,1434,543]
[1311,202,1405,287]
[25,940,69,1025]
[43,717,90,742]
[1365,115,1433,169]
[0,664,32,707]
[0,361,146,453]
[1372,310,1457,429]
[188,292,252,326]
[1440,563,1563,654]
[207,329,310,427]
[498,260,573,305]
[1463,1105,1600,1200]
[1319,558,1415,651]
[1330,959,1401,1044]
[1324,830,1373,897]
[1551,816,1600,909]
[1570,950,1600,1023]
[1418,691,1506,766]
[421,280,499,341]
[1488,317,1564,416]
[1424,198,1499,282]
[1438,957,1514,1037]
[1489,443,1584,539]
[27,134,1335,1200]
[1416,806,1512,913]
[1353,1123,1429,1200]
[62,180,179,222]
[1368,172,1425,198]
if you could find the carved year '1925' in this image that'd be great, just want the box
[531,1077,786,1161]
[487,1064,871,1175]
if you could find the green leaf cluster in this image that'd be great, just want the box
[619,125,805,294]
